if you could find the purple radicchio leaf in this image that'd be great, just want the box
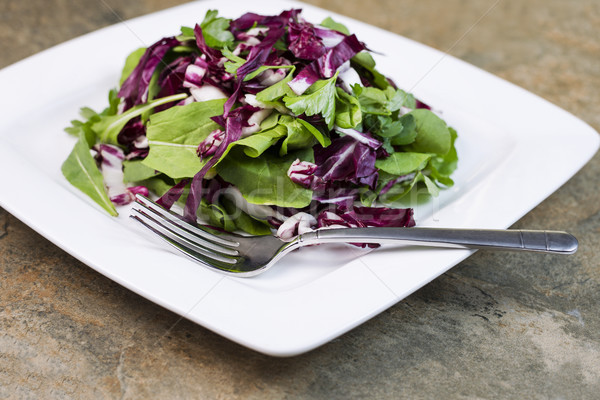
[287,159,317,188]
[156,178,189,210]
[182,107,247,222]
[223,26,285,117]
[379,173,417,196]
[287,21,326,60]
[334,126,382,149]
[197,129,225,160]
[276,212,317,240]
[311,185,360,209]
[313,26,346,48]
[183,57,208,88]
[117,118,147,159]
[111,186,149,206]
[155,55,193,106]
[316,205,415,247]
[118,37,180,110]
[229,9,301,35]
[313,135,378,189]
[193,24,222,62]
[288,34,365,95]
[93,144,148,205]
[416,98,431,110]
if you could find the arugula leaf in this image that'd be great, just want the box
[123,160,159,183]
[65,89,121,145]
[120,47,146,86]
[231,124,288,158]
[319,17,350,35]
[351,51,390,89]
[142,99,226,179]
[403,109,451,155]
[61,133,117,216]
[93,93,187,145]
[200,199,237,232]
[283,73,338,129]
[216,147,314,208]
[220,196,272,235]
[375,152,432,175]
[422,174,440,197]
[377,171,423,203]
[427,127,458,186]
[335,87,362,129]
[199,10,234,49]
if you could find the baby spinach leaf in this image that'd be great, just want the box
[427,127,458,186]
[375,152,432,176]
[93,92,188,145]
[61,133,117,216]
[390,113,417,145]
[123,160,159,183]
[232,124,288,158]
[319,17,350,35]
[220,197,272,235]
[142,99,226,179]
[216,147,314,208]
[403,109,451,155]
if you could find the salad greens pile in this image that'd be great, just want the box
[62,9,458,239]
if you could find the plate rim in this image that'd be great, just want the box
[0,0,598,356]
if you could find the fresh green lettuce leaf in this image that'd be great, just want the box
[142,99,226,178]
[61,133,117,216]
[216,147,314,208]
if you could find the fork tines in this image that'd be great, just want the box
[130,195,240,266]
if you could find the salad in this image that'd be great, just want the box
[62,9,458,239]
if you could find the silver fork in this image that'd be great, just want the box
[129,194,578,277]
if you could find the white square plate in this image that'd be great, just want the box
[0,0,597,356]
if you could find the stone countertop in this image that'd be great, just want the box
[1,0,599,398]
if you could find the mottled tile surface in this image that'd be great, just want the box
[1,0,599,398]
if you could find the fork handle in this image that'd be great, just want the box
[299,228,578,254]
